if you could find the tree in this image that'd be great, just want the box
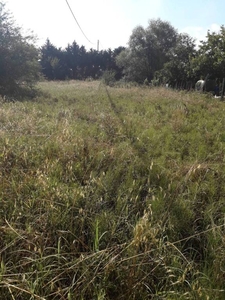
[191,26,225,82]
[0,2,41,98]
[40,39,67,80]
[116,19,178,83]
[40,40,125,81]
[112,46,126,80]
[116,26,152,83]
[65,41,82,79]
[154,33,196,87]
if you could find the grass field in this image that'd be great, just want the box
[0,80,225,299]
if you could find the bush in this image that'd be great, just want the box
[101,70,116,86]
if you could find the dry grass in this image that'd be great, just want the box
[0,81,225,299]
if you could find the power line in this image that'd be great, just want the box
[65,0,94,45]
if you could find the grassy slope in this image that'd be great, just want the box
[0,81,225,299]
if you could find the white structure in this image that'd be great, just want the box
[195,79,205,92]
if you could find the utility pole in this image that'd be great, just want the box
[97,40,99,52]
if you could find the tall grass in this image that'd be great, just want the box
[0,81,225,299]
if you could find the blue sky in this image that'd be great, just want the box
[4,0,225,50]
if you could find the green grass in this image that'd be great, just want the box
[0,81,225,299]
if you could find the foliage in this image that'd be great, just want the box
[40,39,64,80]
[0,2,41,98]
[1,81,225,299]
[40,39,125,81]
[116,19,178,83]
[101,70,116,86]
[191,26,225,82]
[154,33,196,87]
[4,0,225,92]
[116,22,225,88]
[3,0,220,91]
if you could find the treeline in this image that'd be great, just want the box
[40,39,125,81]
[1,0,225,98]
[40,19,225,91]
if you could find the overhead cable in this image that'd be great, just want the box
[65,0,94,44]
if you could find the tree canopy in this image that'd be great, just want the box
[39,39,124,81]
[0,2,41,98]
[116,19,178,83]
[191,26,225,80]
[118,21,225,89]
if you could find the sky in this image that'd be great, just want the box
[4,0,225,51]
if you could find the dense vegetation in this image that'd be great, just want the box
[0,2,41,98]
[39,21,225,89]
[0,81,225,299]
[40,39,124,81]
[1,0,225,99]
